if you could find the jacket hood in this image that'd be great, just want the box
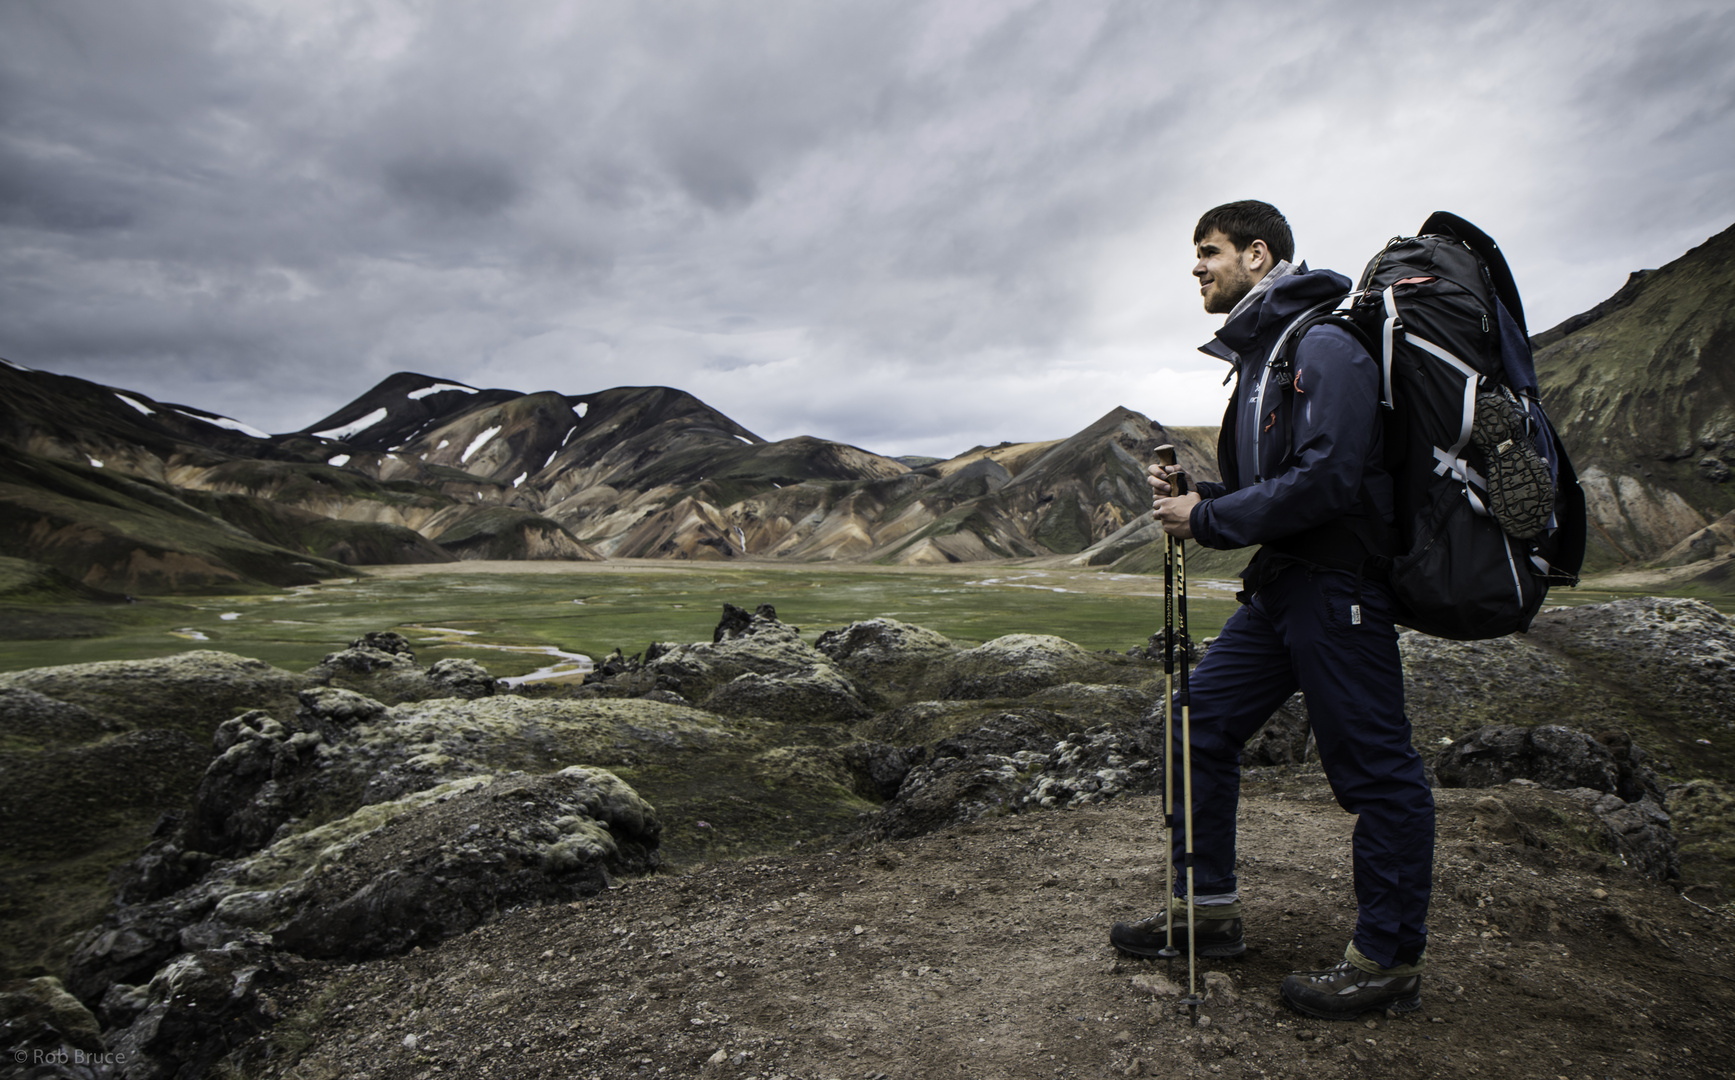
[1199,264,1353,367]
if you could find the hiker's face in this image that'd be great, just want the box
[1193,230,1269,315]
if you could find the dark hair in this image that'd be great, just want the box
[1194,200,1294,265]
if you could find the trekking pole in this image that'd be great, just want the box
[1155,444,1202,1021]
[1155,448,1179,964]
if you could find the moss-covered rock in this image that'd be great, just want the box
[0,651,307,741]
[71,768,659,1003]
[644,618,842,701]
[923,633,1146,700]
[701,665,870,724]
[814,617,958,702]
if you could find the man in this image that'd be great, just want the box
[1108,200,1435,1019]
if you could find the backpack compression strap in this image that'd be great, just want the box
[1378,284,1488,514]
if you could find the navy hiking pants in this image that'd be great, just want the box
[1169,563,1434,968]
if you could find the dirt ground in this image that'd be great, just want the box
[247,772,1735,1080]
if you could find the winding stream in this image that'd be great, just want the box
[405,625,594,686]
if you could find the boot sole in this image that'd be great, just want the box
[1282,989,1421,1021]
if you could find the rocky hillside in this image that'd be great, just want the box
[1,598,1732,1078]
[1532,222,1735,571]
[0,359,1217,591]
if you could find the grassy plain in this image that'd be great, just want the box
[2,560,1237,676]
[0,557,1720,677]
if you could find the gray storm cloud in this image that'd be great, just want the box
[2,0,1732,458]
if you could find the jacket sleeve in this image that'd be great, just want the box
[1192,479,1228,499]
[1186,325,1380,549]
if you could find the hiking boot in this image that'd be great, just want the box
[1109,899,1245,959]
[1280,945,1423,1020]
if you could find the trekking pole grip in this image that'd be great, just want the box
[1153,444,1189,496]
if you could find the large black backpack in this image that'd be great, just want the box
[1274,212,1587,640]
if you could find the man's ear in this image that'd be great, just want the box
[1243,238,1272,274]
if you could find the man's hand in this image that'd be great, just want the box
[1146,462,1185,500]
[1154,493,1199,538]
[1148,461,1196,537]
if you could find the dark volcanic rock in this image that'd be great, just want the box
[1435,723,1679,880]
[714,602,781,642]
[1021,725,1162,809]
[1242,693,1312,767]
[1574,791,1679,881]
[104,945,296,1080]
[1434,724,1623,793]
[350,631,415,659]
[841,742,928,801]
[870,712,1059,839]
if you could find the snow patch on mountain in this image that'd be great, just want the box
[573,402,589,418]
[312,408,388,440]
[176,409,271,438]
[327,454,351,467]
[115,394,155,415]
[461,426,502,463]
[407,382,478,400]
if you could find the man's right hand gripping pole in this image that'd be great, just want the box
[1150,448,1197,539]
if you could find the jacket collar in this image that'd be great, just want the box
[1198,261,1352,371]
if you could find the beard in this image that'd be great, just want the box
[1202,263,1256,314]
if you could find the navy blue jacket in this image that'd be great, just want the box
[1189,266,1394,551]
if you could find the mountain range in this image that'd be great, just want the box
[3,222,1733,595]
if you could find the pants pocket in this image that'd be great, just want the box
[1317,572,1394,635]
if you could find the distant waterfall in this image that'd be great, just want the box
[734,525,748,554]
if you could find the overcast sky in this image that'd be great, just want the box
[3,1,1732,458]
